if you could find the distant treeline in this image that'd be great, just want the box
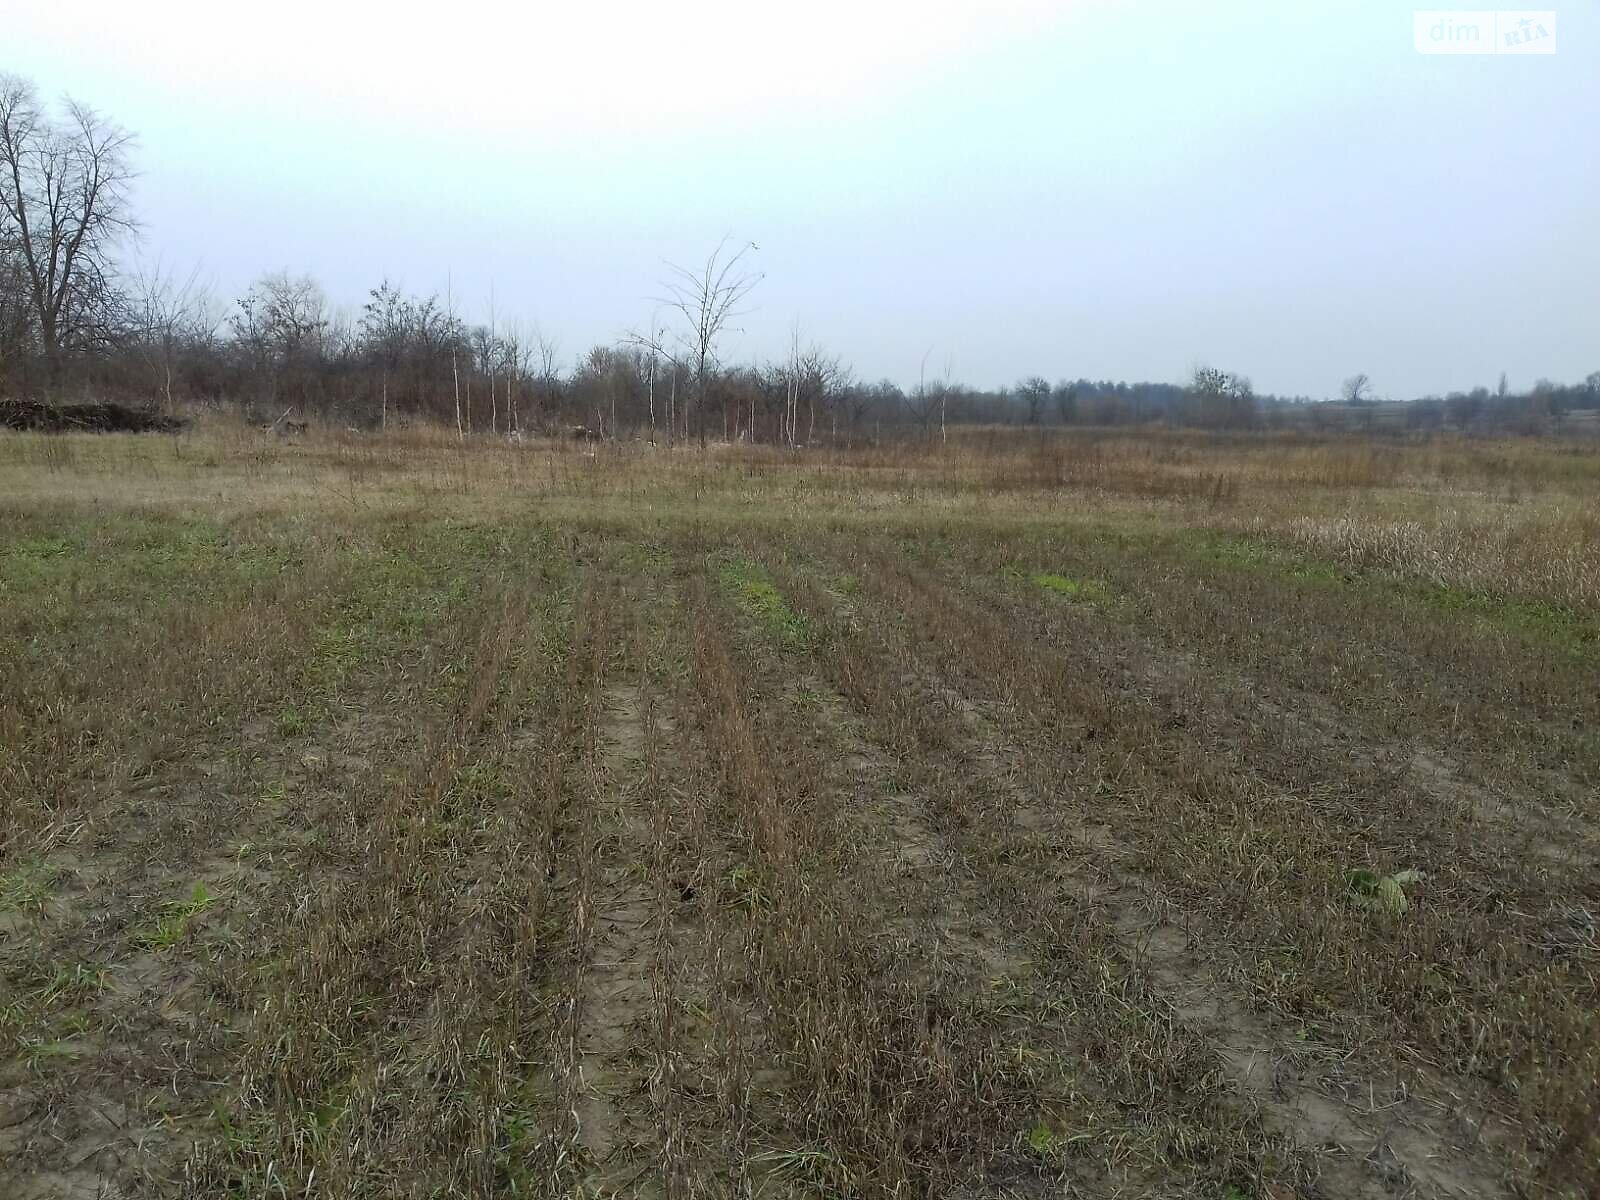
[4,71,1596,441]
[7,261,1595,442]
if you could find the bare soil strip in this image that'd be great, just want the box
[708,559,1308,1196]
[767,552,1520,1199]
[164,582,579,1196]
[0,575,433,1198]
[673,574,1054,1196]
[833,544,1600,1178]
[570,680,657,1163]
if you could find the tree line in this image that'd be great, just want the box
[4,72,1596,441]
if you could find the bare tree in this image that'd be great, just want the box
[233,271,327,357]
[938,356,953,446]
[844,379,899,439]
[487,287,498,435]
[808,348,848,445]
[625,309,677,443]
[904,346,937,438]
[133,260,215,411]
[1183,365,1257,429]
[446,273,462,439]
[230,271,328,409]
[1017,376,1050,424]
[783,320,803,446]
[767,322,845,448]
[0,248,32,385]
[1340,372,1373,405]
[358,279,408,430]
[641,309,665,440]
[636,237,761,447]
[529,324,562,434]
[501,321,528,435]
[927,377,965,445]
[0,74,138,382]
[470,323,505,435]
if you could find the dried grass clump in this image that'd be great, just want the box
[1278,506,1600,612]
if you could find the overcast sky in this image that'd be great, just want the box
[8,0,1597,397]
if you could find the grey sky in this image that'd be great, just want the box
[8,1,1597,397]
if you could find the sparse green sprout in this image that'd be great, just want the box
[751,1146,855,1194]
[493,1102,542,1188]
[451,759,508,803]
[1345,867,1424,915]
[139,882,216,949]
[1021,1120,1092,1163]
[276,705,309,737]
[44,964,108,1002]
[720,864,773,913]
[20,1034,89,1069]
[0,860,58,913]
[304,1097,348,1146]
[1030,572,1108,602]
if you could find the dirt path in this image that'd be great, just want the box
[568,681,661,1176]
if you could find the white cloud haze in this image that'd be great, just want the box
[7,0,1597,395]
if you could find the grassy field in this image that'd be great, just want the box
[2,422,1597,1199]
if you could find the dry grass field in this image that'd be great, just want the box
[2,422,1597,1199]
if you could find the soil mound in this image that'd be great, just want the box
[0,398,187,433]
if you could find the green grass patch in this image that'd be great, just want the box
[0,532,84,590]
[1030,572,1110,602]
[717,558,811,648]
[1422,584,1597,657]
[1178,531,1348,588]
[0,964,109,1051]
[275,705,310,738]
[719,863,775,913]
[19,1031,92,1069]
[138,882,217,950]
[0,860,59,913]
[443,759,511,825]
[1173,529,1597,657]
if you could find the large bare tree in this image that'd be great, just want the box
[0,73,137,380]
[230,270,330,410]
[1341,372,1373,405]
[633,237,761,447]
[1017,375,1050,424]
[0,244,32,384]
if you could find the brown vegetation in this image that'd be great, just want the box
[1,423,1596,1198]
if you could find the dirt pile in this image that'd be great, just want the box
[0,398,186,433]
